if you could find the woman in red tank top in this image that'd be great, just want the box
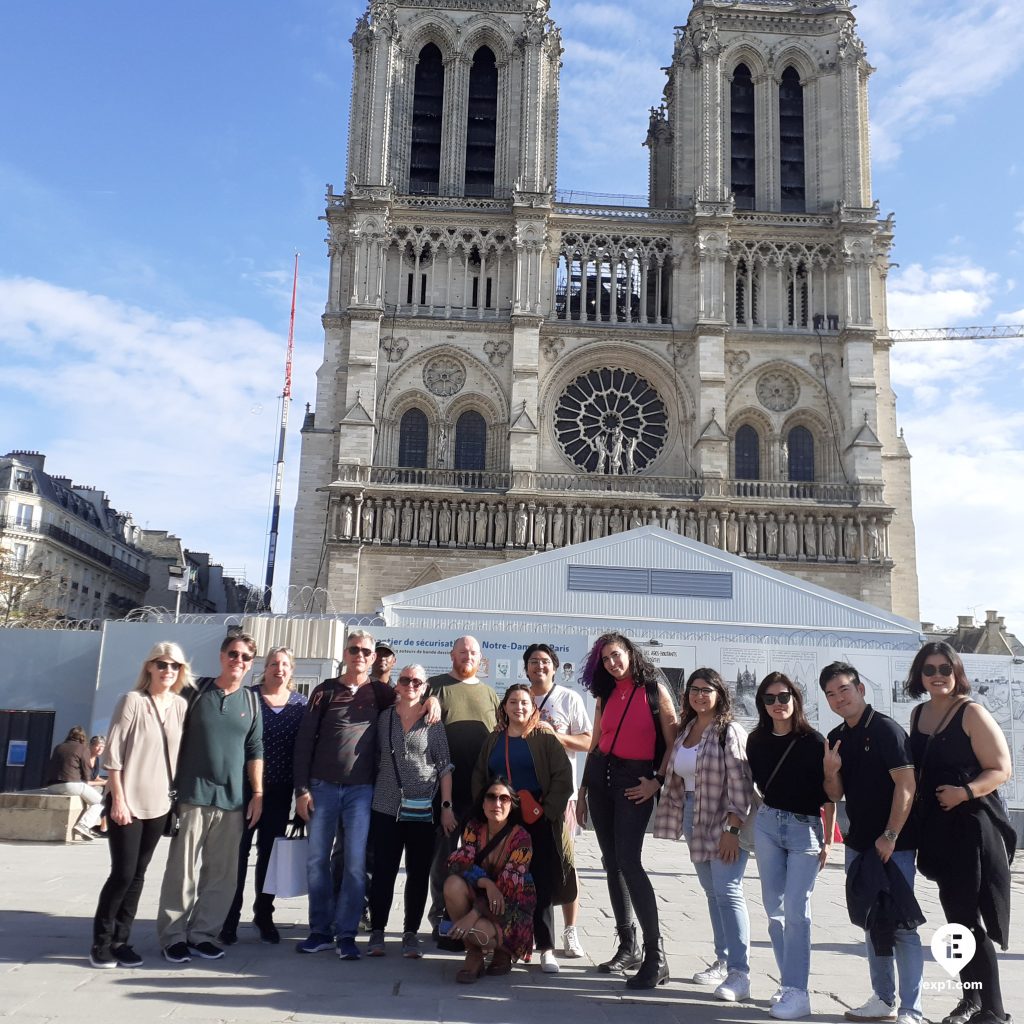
[577,632,677,989]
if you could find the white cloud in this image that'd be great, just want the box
[887,260,1000,331]
[0,277,319,593]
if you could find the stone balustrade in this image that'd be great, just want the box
[328,492,890,564]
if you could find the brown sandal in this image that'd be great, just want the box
[485,948,513,976]
[456,948,486,984]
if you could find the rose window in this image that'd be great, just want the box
[554,368,668,474]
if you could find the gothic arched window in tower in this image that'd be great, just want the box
[787,261,809,327]
[787,425,815,481]
[779,66,805,212]
[554,368,668,475]
[735,259,761,326]
[454,410,487,471]
[409,44,445,195]
[465,47,498,198]
[731,64,755,210]
[398,408,429,468]
[735,424,760,480]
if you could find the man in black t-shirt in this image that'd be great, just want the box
[820,662,923,1024]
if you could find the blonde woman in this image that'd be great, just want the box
[90,643,191,968]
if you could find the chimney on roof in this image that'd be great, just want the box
[956,615,974,629]
[9,451,46,471]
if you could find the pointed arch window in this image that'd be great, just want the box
[779,66,805,212]
[454,410,487,470]
[731,63,755,210]
[787,425,814,481]
[465,46,498,198]
[398,409,429,468]
[735,424,760,480]
[409,44,445,195]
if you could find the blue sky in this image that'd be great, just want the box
[2,1,1023,628]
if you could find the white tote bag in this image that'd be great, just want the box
[263,835,309,899]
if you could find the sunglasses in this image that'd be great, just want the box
[922,664,953,678]
[226,651,254,662]
[397,676,424,686]
[347,646,373,657]
[484,793,512,805]
[763,692,793,706]
[153,660,180,672]
[688,686,715,696]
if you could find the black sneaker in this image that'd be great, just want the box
[89,945,117,969]
[188,941,225,960]
[111,944,143,968]
[217,927,238,946]
[162,942,192,964]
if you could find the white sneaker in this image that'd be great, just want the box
[844,994,896,1022]
[772,988,812,1020]
[73,824,95,841]
[771,986,787,1005]
[895,1016,922,1024]
[562,925,585,958]
[714,969,751,1002]
[692,958,728,985]
[540,949,560,974]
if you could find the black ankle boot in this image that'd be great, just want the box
[625,938,669,989]
[598,924,641,973]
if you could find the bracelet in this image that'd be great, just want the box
[963,783,975,801]
[252,791,264,796]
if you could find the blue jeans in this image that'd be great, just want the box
[844,846,923,1018]
[754,805,823,990]
[306,780,373,940]
[684,792,750,973]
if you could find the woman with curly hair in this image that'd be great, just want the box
[654,668,753,1003]
[907,642,1014,1024]
[444,775,536,983]
[578,632,678,989]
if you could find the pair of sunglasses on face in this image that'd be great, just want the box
[922,664,953,678]
[763,692,793,706]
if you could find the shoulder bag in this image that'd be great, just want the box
[148,690,183,839]
[504,732,544,823]
[389,708,434,823]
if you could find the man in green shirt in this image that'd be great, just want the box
[157,633,264,964]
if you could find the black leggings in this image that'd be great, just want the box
[586,758,660,946]
[368,810,436,934]
[938,880,1004,1016]
[93,813,167,950]
[524,815,558,952]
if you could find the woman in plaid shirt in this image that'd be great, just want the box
[654,668,754,1003]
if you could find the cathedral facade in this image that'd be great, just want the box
[289,0,919,621]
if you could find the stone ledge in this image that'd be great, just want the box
[0,792,81,843]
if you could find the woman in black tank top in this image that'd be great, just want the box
[906,642,1015,1024]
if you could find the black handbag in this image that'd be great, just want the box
[147,692,180,839]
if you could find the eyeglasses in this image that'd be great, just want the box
[528,658,554,667]
[397,676,424,687]
[922,664,953,678]
[347,646,373,658]
[688,686,715,696]
[484,793,512,805]
[226,651,254,662]
[763,692,793,706]
[153,660,180,672]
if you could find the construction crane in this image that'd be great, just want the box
[890,325,1024,342]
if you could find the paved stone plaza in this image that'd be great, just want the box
[1,831,1020,1024]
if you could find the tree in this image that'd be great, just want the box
[0,547,66,627]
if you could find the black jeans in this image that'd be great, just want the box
[586,756,660,946]
[93,813,167,950]
[428,799,469,926]
[368,809,436,934]
[524,814,558,952]
[223,784,293,931]
[938,880,1004,1016]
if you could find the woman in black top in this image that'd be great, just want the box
[907,642,1014,1024]
[746,673,835,1021]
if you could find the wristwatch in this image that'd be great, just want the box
[882,828,899,843]
[722,824,741,835]
[440,800,453,810]
[653,772,666,786]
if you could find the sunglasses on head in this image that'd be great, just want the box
[154,660,180,672]
[922,664,953,678]
[484,792,512,805]
[397,675,424,686]
[347,645,373,657]
[226,650,254,662]
[763,692,793,706]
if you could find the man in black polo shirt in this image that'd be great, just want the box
[820,662,923,1024]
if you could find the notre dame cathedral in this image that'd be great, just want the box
[289,0,919,622]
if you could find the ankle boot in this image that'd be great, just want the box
[598,924,641,973]
[625,939,669,989]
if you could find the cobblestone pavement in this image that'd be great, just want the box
[1,831,1020,1023]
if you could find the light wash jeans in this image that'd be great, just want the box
[754,804,823,991]
[844,846,923,1018]
[306,780,373,940]
[45,781,104,830]
[684,791,750,973]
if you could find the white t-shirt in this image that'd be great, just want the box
[532,684,594,788]
[672,742,699,792]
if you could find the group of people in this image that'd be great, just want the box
[73,629,1012,1024]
